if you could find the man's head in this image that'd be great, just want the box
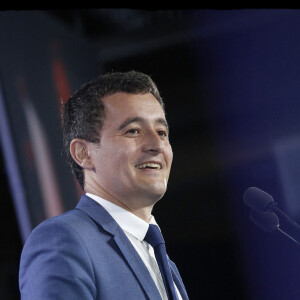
[62,71,172,211]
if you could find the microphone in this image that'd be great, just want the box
[243,187,300,246]
[249,210,279,232]
[243,187,274,212]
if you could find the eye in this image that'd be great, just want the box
[157,130,168,138]
[125,128,140,135]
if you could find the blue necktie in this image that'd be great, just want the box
[144,224,178,300]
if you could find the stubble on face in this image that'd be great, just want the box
[84,92,173,220]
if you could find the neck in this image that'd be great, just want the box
[84,180,155,223]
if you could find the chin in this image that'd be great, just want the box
[147,186,167,201]
[134,181,168,202]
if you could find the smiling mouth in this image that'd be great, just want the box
[135,162,162,170]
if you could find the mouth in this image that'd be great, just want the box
[135,162,162,170]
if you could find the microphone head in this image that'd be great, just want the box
[243,187,274,212]
[249,209,279,232]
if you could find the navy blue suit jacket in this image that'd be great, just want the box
[19,195,189,299]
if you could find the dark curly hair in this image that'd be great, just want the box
[61,70,164,190]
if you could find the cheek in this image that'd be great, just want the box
[108,147,136,170]
[165,144,173,166]
[95,139,139,172]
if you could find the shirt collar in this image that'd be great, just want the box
[86,193,158,241]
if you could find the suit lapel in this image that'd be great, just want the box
[113,227,162,299]
[76,195,162,299]
[170,265,189,300]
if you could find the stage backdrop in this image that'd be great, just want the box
[2,9,300,300]
[0,11,99,241]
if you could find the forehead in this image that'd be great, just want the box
[101,92,166,123]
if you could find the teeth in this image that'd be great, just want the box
[136,162,161,169]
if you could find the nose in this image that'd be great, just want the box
[142,130,163,154]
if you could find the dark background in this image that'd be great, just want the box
[1,9,300,300]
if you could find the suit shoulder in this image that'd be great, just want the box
[24,208,101,247]
[35,208,94,231]
[19,209,98,299]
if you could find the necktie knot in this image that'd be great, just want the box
[144,224,165,248]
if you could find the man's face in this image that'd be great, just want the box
[86,92,173,209]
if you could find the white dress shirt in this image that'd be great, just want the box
[86,193,182,300]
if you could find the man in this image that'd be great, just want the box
[19,71,189,299]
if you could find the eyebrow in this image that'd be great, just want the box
[118,117,169,132]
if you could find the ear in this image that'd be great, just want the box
[69,138,94,170]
